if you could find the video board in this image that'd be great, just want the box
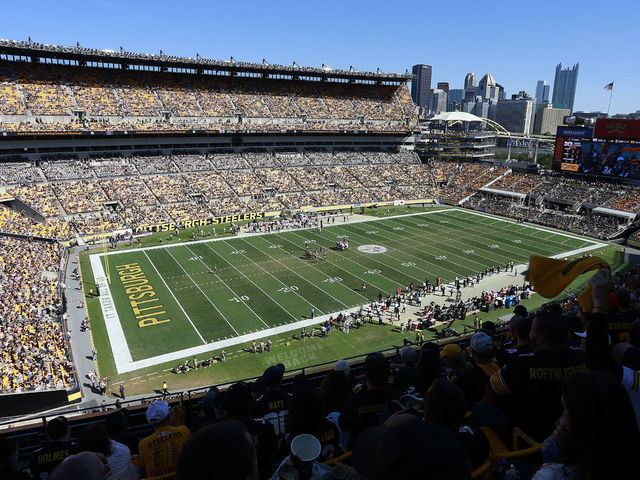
[553,121,640,179]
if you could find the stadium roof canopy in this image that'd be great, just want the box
[0,39,414,84]
[429,112,485,123]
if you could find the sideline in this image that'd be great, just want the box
[90,207,606,373]
[89,255,133,372]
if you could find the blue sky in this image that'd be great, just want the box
[0,0,635,113]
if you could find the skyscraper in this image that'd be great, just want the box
[437,82,449,108]
[464,73,476,90]
[552,63,579,112]
[411,64,432,108]
[430,89,447,114]
[535,80,551,107]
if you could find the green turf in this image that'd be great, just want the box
[78,207,636,396]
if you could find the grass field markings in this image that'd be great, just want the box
[183,244,270,329]
[379,216,527,269]
[439,213,598,257]
[402,213,547,260]
[203,241,304,322]
[448,209,601,246]
[97,208,455,258]
[325,222,458,282]
[269,232,382,300]
[250,232,369,300]
[160,248,239,337]
[408,213,565,259]
[240,236,352,309]
[286,230,400,292]
[345,221,483,276]
[221,238,328,316]
[141,250,208,344]
[310,227,427,285]
[344,220,472,275]
[437,211,570,248]
[376,212,538,265]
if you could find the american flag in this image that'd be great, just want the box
[604,82,614,91]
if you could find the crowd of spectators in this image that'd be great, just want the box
[0,61,418,134]
[464,194,628,239]
[0,152,637,243]
[0,237,74,393]
[5,265,640,479]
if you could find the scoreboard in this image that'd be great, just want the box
[553,120,640,179]
[552,127,594,172]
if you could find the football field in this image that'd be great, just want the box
[89,208,604,373]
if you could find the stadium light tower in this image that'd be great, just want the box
[230,56,235,63]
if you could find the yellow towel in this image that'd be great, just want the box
[525,255,609,313]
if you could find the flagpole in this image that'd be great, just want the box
[607,78,614,117]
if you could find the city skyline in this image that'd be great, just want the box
[0,0,634,114]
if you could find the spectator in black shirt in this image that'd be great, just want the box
[489,311,588,442]
[255,364,292,417]
[609,289,639,345]
[533,371,640,480]
[339,353,400,448]
[425,378,490,470]
[220,383,277,480]
[30,416,73,480]
[392,346,420,393]
[285,389,342,462]
[177,420,259,480]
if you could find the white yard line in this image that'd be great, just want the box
[142,250,207,344]
[237,236,350,309]
[203,241,303,321]
[272,231,390,295]
[456,209,605,243]
[254,234,370,302]
[297,228,426,284]
[93,207,609,373]
[339,221,482,276]
[286,229,402,290]
[417,212,595,258]
[89,254,133,372]
[394,214,548,263]
[98,208,457,257]
[114,307,363,373]
[161,248,238,336]
[183,244,270,329]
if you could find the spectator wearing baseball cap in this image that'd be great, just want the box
[454,333,499,408]
[339,353,401,448]
[138,401,190,478]
[440,344,472,382]
[255,363,292,417]
[392,346,420,393]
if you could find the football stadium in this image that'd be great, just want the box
[0,31,639,480]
